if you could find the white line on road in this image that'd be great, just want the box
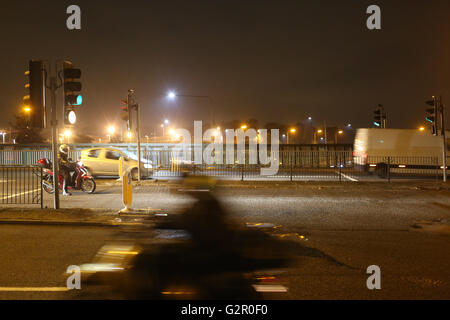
[1,189,40,201]
[0,287,69,292]
[335,171,359,182]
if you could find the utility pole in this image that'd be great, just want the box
[439,96,447,182]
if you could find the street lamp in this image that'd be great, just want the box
[127,130,133,142]
[107,125,116,135]
[418,126,425,132]
[314,129,323,144]
[23,106,31,125]
[335,130,344,144]
[240,124,248,130]
[63,129,71,143]
[287,128,296,144]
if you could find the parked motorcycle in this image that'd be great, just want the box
[36,158,96,194]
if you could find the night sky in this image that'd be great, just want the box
[1,0,449,136]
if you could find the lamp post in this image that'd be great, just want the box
[107,125,116,142]
[314,129,323,144]
[287,128,296,144]
[335,129,343,144]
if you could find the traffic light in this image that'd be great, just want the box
[120,98,132,130]
[23,60,46,128]
[425,97,438,135]
[373,104,386,128]
[63,61,82,125]
[373,109,382,127]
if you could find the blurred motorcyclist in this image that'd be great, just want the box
[157,176,236,251]
[58,144,76,196]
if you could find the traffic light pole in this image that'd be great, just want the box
[50,73,60,209]
[136,103,141,181]
[126,89,142,181]
[440,97,447,182]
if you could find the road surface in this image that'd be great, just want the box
[0,183,449,299]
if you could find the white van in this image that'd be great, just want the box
[353,128,449,177]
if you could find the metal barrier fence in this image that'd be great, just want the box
[0,149,446,182]
[0,166,43,206]
[144,150,445,182]
[0,150,80,166]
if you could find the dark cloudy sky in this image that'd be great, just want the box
[0,0,449,135]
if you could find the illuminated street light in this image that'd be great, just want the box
[314,129,323,144]
[308,117,312,121]
[418,126,425,132]
[167,91,176,100]
[63,129,72,143]
[287,128,297,144]
[23,106,31,113]
[240,124,247,130]
[107,125,116,135]
[164,119,169,125]
[126,130,133,142]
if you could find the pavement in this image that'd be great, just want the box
[1,180,449,231]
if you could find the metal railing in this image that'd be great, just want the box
[0,149,447,182]
[0,166,43,206]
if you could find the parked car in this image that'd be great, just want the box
[80,147,153,179]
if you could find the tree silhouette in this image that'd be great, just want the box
[9,114,44,144]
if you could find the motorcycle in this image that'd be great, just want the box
[36,158,96,194]
[79,214,291,299]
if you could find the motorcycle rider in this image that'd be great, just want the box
[58,144,76,196]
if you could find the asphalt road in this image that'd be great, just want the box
[0,182,449,299]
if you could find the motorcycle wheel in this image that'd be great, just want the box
[81,178,96,194]
[42,176,55,194]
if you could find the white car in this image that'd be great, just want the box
[80,147,153,179]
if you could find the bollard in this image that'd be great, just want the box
[120,167,133,213]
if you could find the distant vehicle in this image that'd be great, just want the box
[353,128,449,177]
[80,147,153,179]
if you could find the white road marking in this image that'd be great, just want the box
[0,287,69,292]
[335,171,359,182]
[1,188,40,201]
